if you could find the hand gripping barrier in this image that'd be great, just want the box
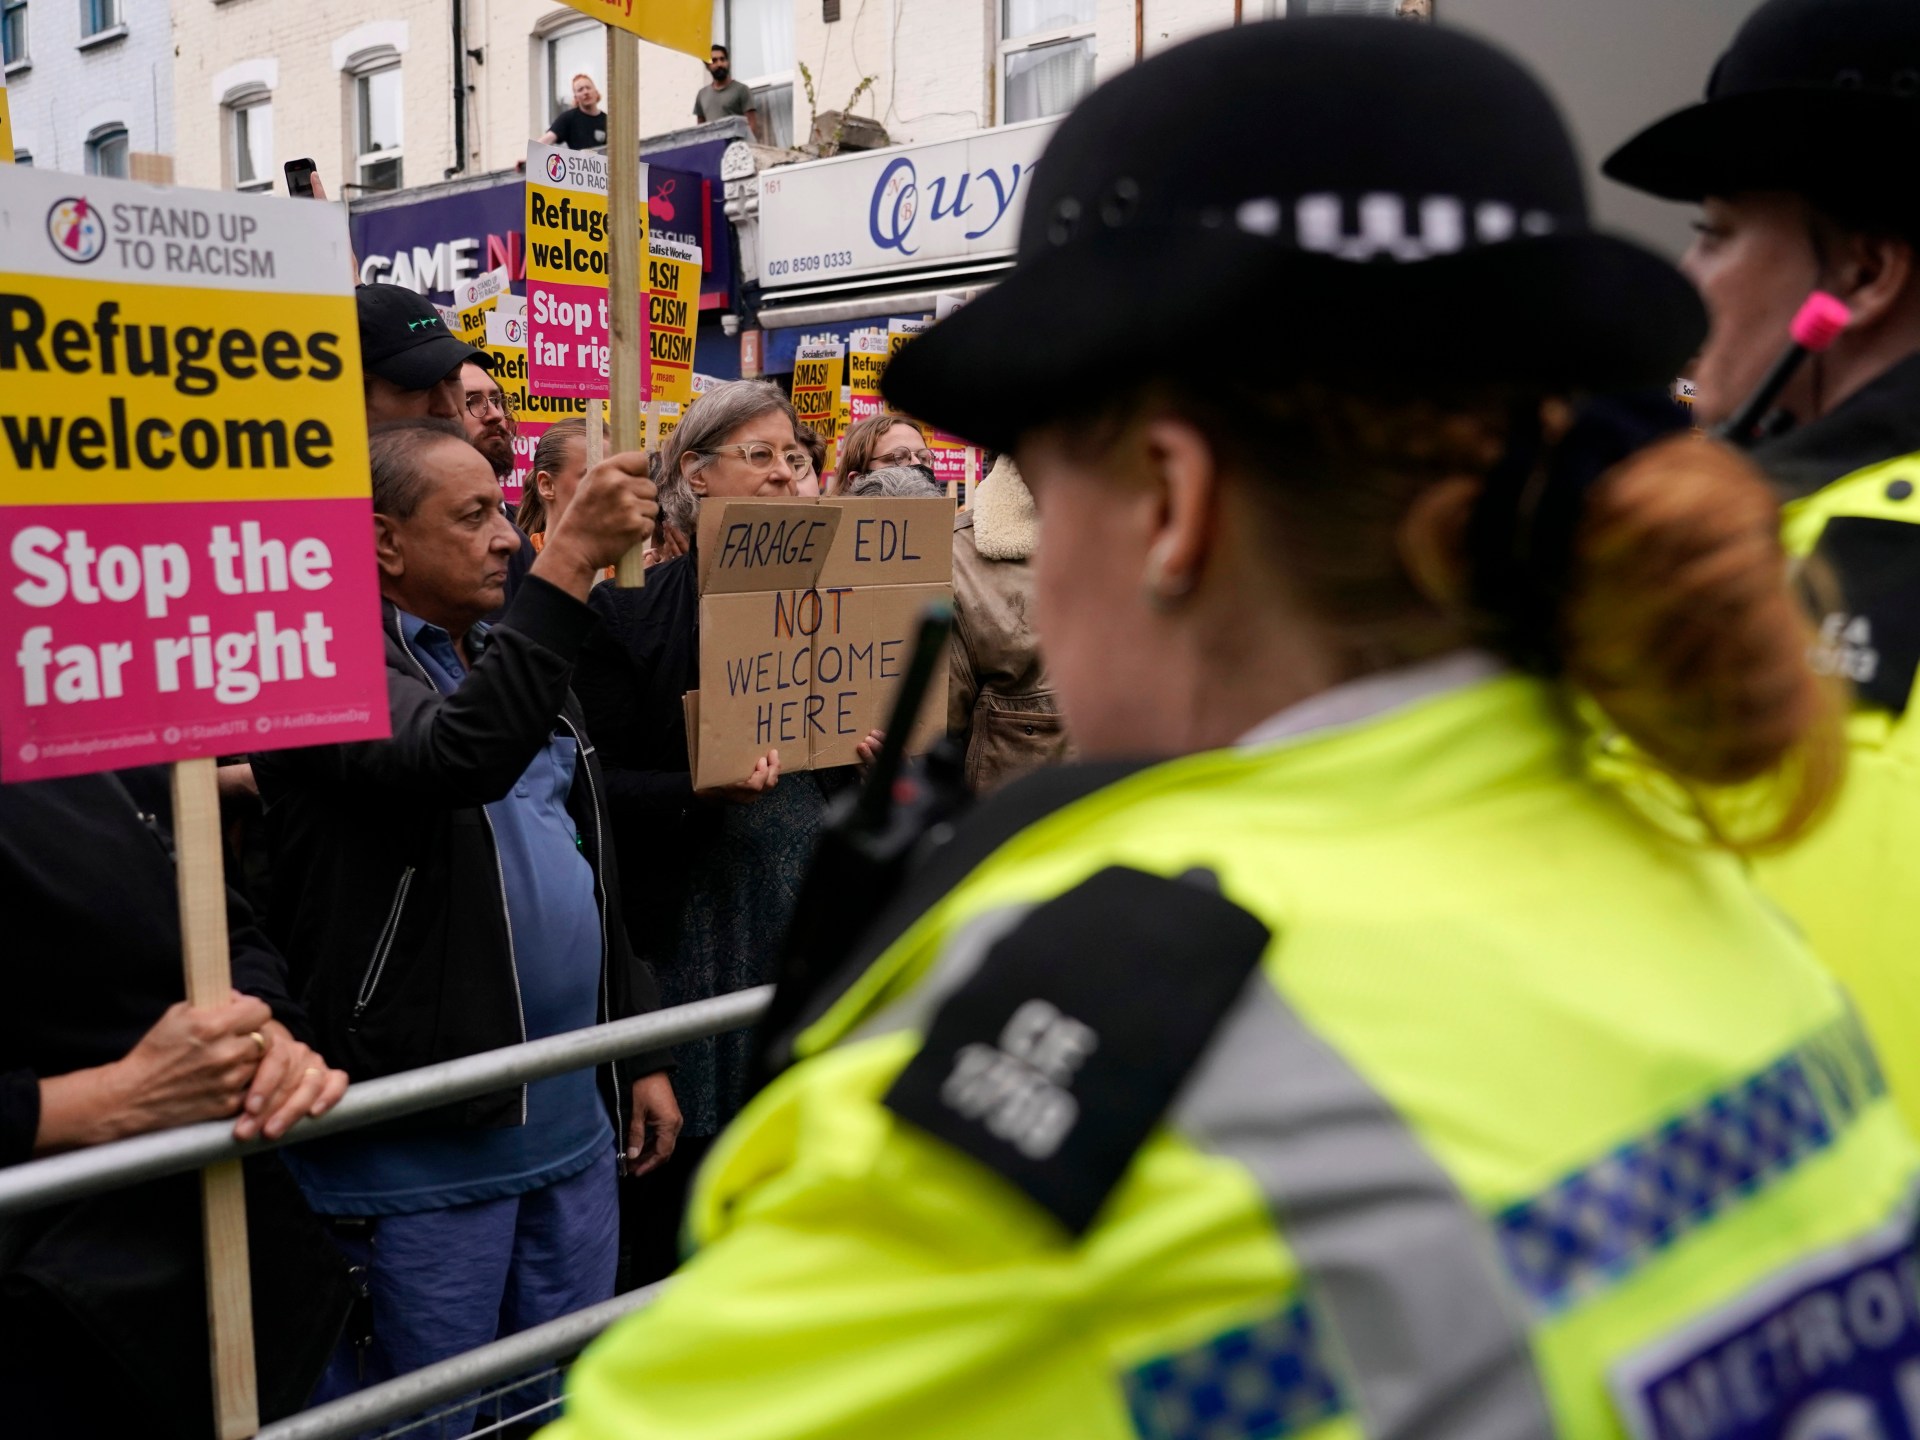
[0,986,774,1438]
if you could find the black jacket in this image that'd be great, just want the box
[575,553,704,958]
[0,768,307,1164]
[1755,351,1920,499]
[0,769,351,1435]
[254,575,667,1136]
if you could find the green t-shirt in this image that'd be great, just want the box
[694,78,753,124]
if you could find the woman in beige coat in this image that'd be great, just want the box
[949,454,1073,792]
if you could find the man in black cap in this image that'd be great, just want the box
[1608,0,1920,1133]
[357,283,481,425]
[358,283,536,594]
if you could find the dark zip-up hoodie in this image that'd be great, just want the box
[253,575,668,1137]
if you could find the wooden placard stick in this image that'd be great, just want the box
[586,397,607,468]
[606,23,648,588]
[172,755,259,1439]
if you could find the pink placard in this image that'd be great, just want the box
[505,427,536,510]
[527,282,613,400]
[1,498,390,782]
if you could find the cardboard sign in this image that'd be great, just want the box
[552,0,710,61]
[526,143,649,400]
[686,497,951,787]
[0,165,389,781]
[792,335,845,456]
[646,233,701,404]
[486,306,587,507]
[848,329,888,428]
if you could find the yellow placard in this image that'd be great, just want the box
[791,338,845,457]
[552,0,710,62]
[646,235,701,404]
[527,183,612,288]
[526,145,647,400]
[0,82,12,165]
[1,274,366,506]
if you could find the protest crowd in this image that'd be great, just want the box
[8,0,1920,1437]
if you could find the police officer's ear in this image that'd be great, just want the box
[1136,416,1218,607]
[1814,219,1917,335]
[1398,476,1479,614]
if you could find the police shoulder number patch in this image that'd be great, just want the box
[1806,515,1920,714]
[883,865,1271,1235]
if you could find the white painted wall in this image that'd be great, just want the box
[6,0,173,173]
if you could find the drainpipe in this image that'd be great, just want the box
[1135,0,1144,60]
[446,0,469,178]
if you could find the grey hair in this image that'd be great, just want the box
[368,417,471,519]
[655,380,800,536]
[845,464,944,500]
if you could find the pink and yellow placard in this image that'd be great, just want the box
[0,165,389,780]
[526,144,650,402]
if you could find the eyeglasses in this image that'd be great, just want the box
[464,391,511,419]
[705,442,812,473]
[873,446,936,468]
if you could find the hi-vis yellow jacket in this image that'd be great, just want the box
[551,672,1919,1440]
[1759,448,1920,1134]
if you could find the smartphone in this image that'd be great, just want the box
[284,158,319,199]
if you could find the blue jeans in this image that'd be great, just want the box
[313,1148,618,1432]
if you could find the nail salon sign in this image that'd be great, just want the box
[757,119,1055,287]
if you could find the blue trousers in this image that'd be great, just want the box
[313,1148,618,1432]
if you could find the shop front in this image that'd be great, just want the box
[742,118,1057,376]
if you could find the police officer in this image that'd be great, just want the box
[549,20,1920,1439]
[1606,0,1920,1135]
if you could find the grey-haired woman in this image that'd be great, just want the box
[573,381,863,1279]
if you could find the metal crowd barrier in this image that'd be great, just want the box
[0,985,775,1439]
[255,1282,670,1440]
[0,986,773,1217]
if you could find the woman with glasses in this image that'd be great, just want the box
[835,411,935,494]
[572,381,868,1283]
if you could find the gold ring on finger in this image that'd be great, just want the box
[249,1031,268,1055]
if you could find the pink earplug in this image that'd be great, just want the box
[1790,291,1851,352]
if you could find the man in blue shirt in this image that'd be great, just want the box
[256,419,678,1411]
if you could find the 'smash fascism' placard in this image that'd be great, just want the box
[0,166,389,781]
[686,497,951,788]
[646,233,700,404]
